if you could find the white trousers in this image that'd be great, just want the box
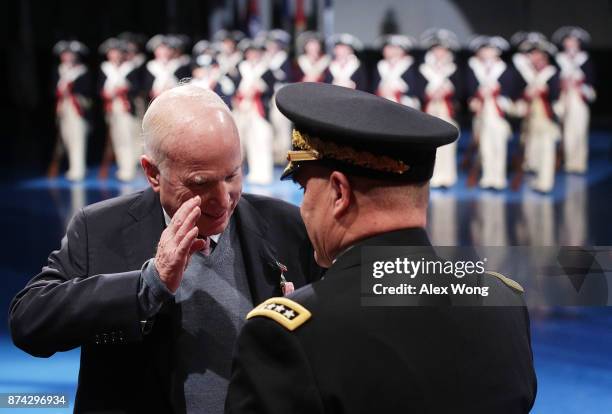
[523,130,539,173]
[234,104,274,185]
[58,101,87,181]
[522,101,560,192]
[427,101,457,188]
[269,94,292,164]
[562,92,590,173]
[530,132,558,192]
[477,115,511,189]
[107,100,140,181]
[430,141,458,188]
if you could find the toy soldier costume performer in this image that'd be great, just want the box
[324,33,367,91]
[118,32,147,118]
[552,26,596,173]
[52,40,92,181]
[98,38,141,181]
[191,40,236,108]
[512,32,561,193]
[142,35,185,100]
[466,36,515,190]
[419,28,461,188]
[214,30,245,80]
[232,38,275,185]
[264,29,294,164]
[168,34,193,80]
[373,34,421,109]
[295,31,330,83]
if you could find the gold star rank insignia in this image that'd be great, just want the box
[247,297,312,331]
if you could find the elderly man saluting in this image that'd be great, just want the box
[9,84,321,414]
[225,83,536,414]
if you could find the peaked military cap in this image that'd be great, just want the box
[276,82,458,181]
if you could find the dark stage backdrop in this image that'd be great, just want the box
[2,0,611,173]
[1,0,226,173]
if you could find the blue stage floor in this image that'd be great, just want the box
[1,131,611,413]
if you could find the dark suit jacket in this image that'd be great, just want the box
[226,228,537,414]
[9,188,321,413]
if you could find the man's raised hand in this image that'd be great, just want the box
[154,196,206,292]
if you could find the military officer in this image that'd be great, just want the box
[225,83,537,414]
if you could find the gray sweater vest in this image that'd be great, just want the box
[171,218,253,414]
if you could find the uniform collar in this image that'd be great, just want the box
[330,227,431,273]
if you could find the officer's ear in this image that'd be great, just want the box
[141,155,161,192]
[329,171,351,219]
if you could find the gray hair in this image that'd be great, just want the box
[141,82,231,168]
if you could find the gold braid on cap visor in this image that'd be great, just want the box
[287,129,410,174]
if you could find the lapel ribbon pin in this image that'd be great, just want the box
[276,260,294,296]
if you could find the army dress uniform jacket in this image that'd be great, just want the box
[226,228,537,414]
[9,188,322,413]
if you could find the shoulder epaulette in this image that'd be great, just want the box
[485,271,524,293]
[247,297,312,331]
